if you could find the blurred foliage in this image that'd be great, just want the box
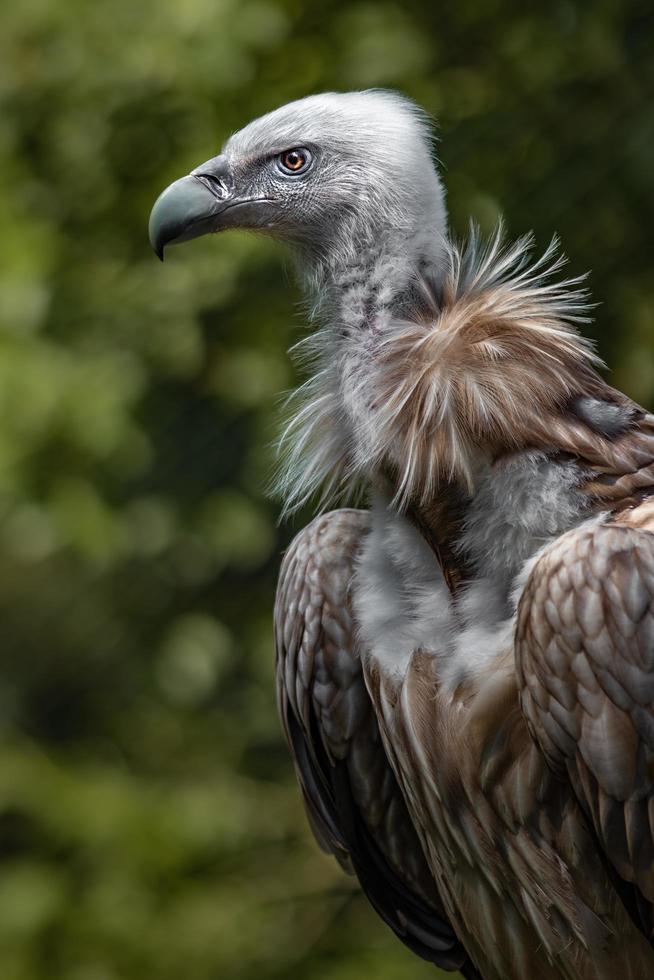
[0,0,653,977]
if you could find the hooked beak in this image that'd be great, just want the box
[148,154,274,260]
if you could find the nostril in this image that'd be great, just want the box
[193,173,232,200]
[191,154,231,182]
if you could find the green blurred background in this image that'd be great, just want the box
[1,1,653,977]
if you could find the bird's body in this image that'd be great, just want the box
[150,91,654,979]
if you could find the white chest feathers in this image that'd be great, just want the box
[353,453,591,688]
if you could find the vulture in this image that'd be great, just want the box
[149,91,654,979]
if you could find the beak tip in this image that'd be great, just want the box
[149,210,167,261]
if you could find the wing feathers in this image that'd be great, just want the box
[517,519,654,937]
[275,509,479,974]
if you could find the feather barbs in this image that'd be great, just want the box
[372,232,602,503]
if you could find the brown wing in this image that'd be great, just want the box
[516,517,654,941]
[275,509,480,976]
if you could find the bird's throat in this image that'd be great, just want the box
[304,225,448,334]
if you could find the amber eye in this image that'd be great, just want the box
[278,148,312,175]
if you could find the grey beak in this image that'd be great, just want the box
[148,155,234,261]
[149,154,276,260]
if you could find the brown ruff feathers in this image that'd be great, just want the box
[369,229,605,504]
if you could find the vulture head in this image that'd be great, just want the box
[149,91,447,278]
